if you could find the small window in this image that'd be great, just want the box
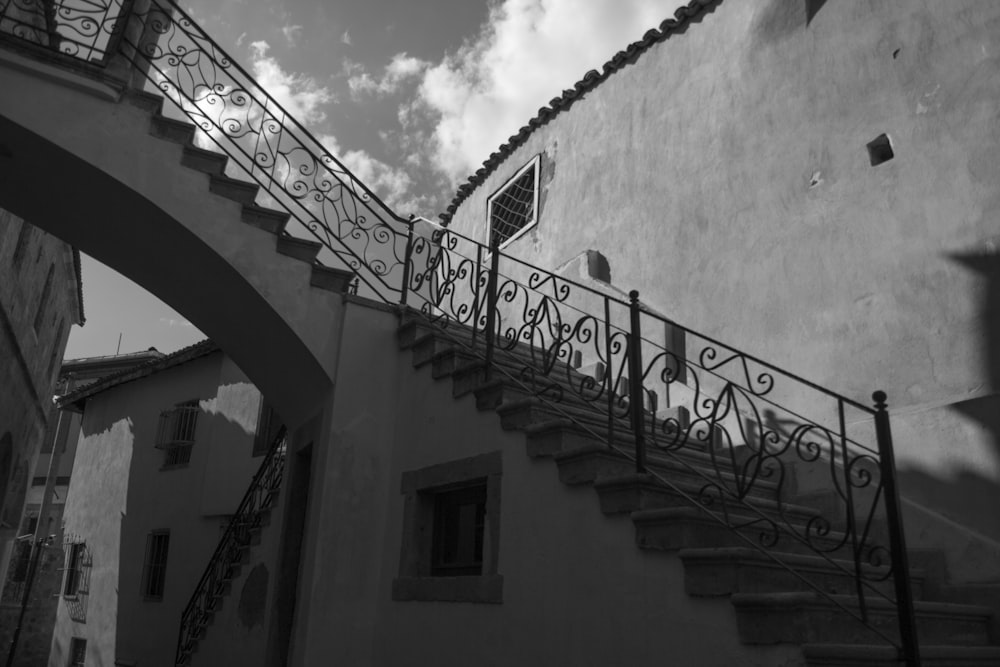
[12,222,32,267]
[156,400,199,467]
[33,264,54,334]
[487,156,540,249]
[64,542,85,596]
[431,484,487,576]
[141,531,170,599]
[68,637,86,666]
[252,402,283,457]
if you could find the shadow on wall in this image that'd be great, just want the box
[753,0,829,44]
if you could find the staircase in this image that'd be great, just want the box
[395,314,1000,666]
[175,427,288,667]
[3,2,998,665]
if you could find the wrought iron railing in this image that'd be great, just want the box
[0,0,131,63]
[2,4,920,664]
[174,426,287,666]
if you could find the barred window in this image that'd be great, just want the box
[487,156,540,249]
[68,637,87,666]
[156,400,199,467]
[63,542,85,596]
[141,531,170,599]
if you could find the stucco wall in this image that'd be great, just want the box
[287,299,800,666]
[51,350,263,667]
[443,1,1000,547]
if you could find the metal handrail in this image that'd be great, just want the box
[174,426,287,665]
[2,4,919,664]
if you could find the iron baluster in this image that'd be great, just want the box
[472,244,484,350]
[604,296,615,451]
[628,290,646,473]
[483,241,500,380]
[399,216,416,306]
[873,391,920,667]
[839,399,867,624]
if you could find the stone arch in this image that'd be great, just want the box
[0,62,346,425]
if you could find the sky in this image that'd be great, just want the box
[65,0,684,359]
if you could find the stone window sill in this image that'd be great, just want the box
[391,575,503,604]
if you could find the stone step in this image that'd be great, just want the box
[276,235,322,263]
[181,144,228,176]
[801,643,1000,666]
[150,113,196,145]
[593,472,819,522]
[678,547,926,599]
[523,416,700,459]
[124,88,165,114]
[731,592,993,646]
[310,265,355,293]
[633,505,850,556]
[209,174,259,205]
[241,204,289,235]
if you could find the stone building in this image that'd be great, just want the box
[0,349,163,666]
[0,209,83,615]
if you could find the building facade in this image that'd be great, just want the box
[49,342,274,667]
[0,349,163,667]
[0,209,83,621]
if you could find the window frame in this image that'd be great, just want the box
[393,451,502,604]
[63,541,85,597]
[140,530,170,600]
[485,155,541,251]
[156,400,199,468]
[68,637,87,667]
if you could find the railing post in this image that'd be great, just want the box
[471,244,484,350]
[873,391,920,667]
[398,215,416,307]
[604,296,615,451]
[483,241,501,380]
[628,290,647,473]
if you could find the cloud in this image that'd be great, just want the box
[348,52,429,98]
[316,134,418,213]
[235,31,247,47]
[159,317,194,328]
[341,30,352,45]
[281,24,303,46]
[248,41,334,124]
[410,0,681,184]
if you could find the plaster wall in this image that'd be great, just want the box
[0,50,345,426]
[444,1,1000,552]
[50,351,263,667]
[289,299,801,666]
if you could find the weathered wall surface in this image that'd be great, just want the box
[444,1,1000,552]
[287,298,799,666]
[0,209,78,633]
[51,350,263,667]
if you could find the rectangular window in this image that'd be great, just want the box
[33,264,54,334]
[431,483,487,576]
[141,531,170,599]
[12,222,32,267]
[487,155,540,250]
[252,402,282,457]
[68,637,86,666]
[64,542,84,596]
[156,400,199,467]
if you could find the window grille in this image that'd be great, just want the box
[141,531,170,599]
[487,156,540,249]
[63,541,85,596]
[156,400,199,466]
[68,637,87,666]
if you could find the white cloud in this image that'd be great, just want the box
[282,24,303,46]
[316,134,417,213]
[341,30,352,45]
[248,41,334,125]
[411,0,681,184]
[348,52,429,98]
[235,31,247,47]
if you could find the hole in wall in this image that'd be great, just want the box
[892,48,901,59]
[867,134,894,166]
